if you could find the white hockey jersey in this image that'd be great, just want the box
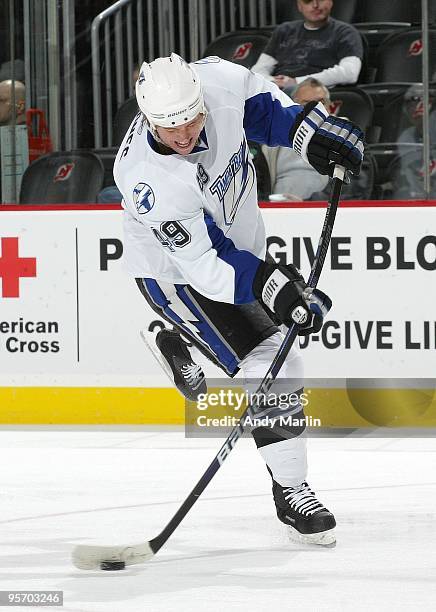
[114,58,302,304]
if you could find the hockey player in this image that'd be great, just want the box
[113,53,363,545]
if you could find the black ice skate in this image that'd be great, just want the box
[272,480,336,546]
[155,329,207,401]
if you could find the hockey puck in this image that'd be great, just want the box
[100,560,126,571]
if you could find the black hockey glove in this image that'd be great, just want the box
[290,101,364,177]
[253,262,332,335]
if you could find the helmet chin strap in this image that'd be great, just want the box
[148,121,164,143]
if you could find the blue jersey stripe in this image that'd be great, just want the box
[243,92,302,147]
[141,278,239,374]
[203,212,261,304]
[177,287,239,373]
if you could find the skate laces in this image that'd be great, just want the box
[181,363,204,388]
[283,481,325,517]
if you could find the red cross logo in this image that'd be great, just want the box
[0,237,37,298]
[232,42,253,61]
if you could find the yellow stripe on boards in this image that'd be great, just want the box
[0,387,184,425]
[0,387,435,427]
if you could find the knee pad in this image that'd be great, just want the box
[240,332,306,443]
[251,406,307,448]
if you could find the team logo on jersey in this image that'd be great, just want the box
[133,182,155,214]
[209,140,255,226]
[232,42,253,61]
[408,39,423,56]
[53,162,75,182]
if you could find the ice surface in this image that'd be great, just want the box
[1,428,435,611]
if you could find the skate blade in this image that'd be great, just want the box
[141,329,206,401]
[287,526,336,547]
[140,330,175,385]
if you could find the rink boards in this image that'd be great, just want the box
[1,202,435,427]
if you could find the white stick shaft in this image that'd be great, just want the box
[333,165,346,181]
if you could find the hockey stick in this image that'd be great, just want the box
[72,165,346,570]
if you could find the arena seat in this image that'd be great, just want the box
[276,0,359,23]
[353,23,409,71]
[354,31,373,84]
[367,143,422,199]
[19,151,104,204]
[373,29,436,83]
[341,150,377,200]
[113,97,140,146]
[202,30,271,68]
[248,141,271,200]
[93,148,118,188]
[310,150,377,201]
[328,87,374,137]
[360,82,412,128]
[355,0,423,24]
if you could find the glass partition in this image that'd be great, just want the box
[0,0,25,203]
[0,0,434,203]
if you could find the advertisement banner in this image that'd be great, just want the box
[0,204,435,424]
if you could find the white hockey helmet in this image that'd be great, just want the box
[135,53,206,131]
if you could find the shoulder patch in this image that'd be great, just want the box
[133,182,155,214]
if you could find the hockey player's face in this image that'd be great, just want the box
[156,113,205,155]
[297,0,333,25]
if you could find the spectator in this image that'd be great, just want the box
[0,79,27,203]
[393,84,436,199]
[97,185,122,203]
[397,84,436,147]
[0,79,26,126]
[252,0,363,91]
[0,59,25,83]
[262,78,330,199]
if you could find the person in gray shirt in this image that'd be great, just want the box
[252,0,363,91]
